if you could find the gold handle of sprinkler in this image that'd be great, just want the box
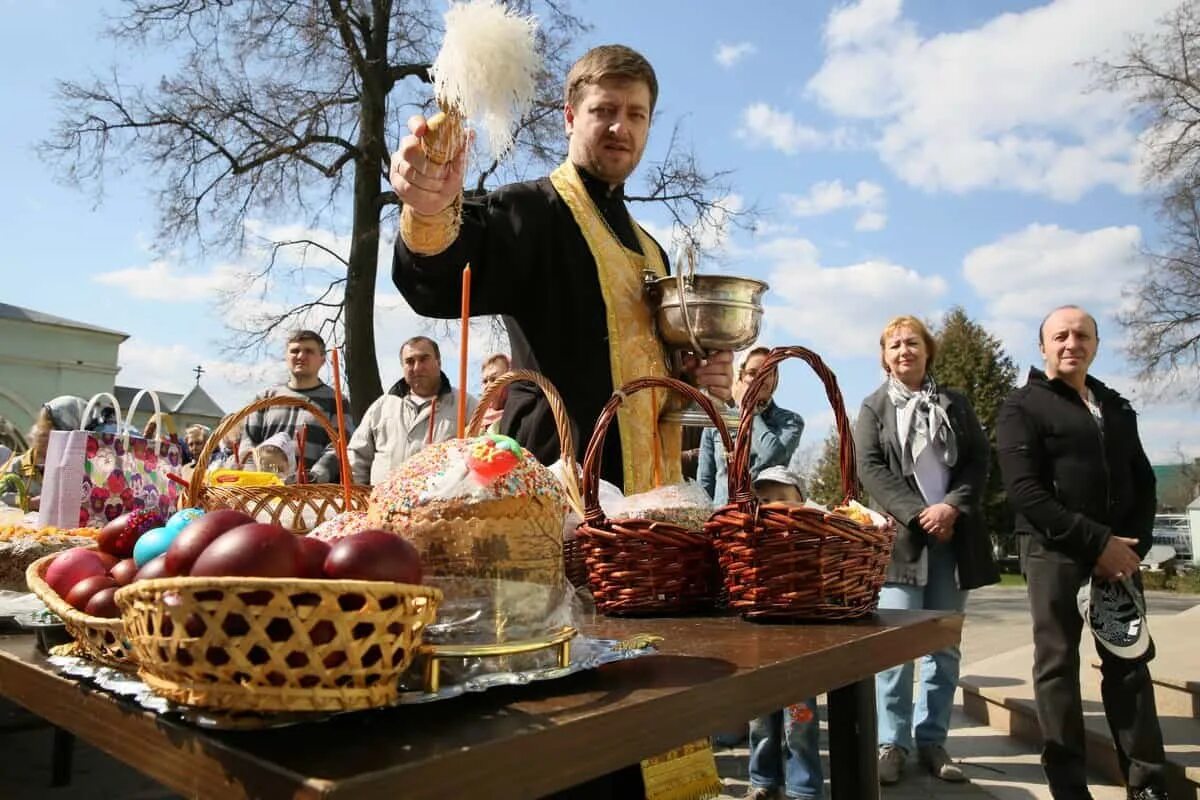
[421,106,467,167]
[401,106,467,256]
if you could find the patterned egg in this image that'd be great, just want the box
[132,525,181,567]
[97,508,166,559]
[165,507,205,533]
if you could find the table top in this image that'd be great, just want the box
[0,610,961,800]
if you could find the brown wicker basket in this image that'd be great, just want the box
[26,552,134,669]
[576,376,734,616]
[186,395,369,532]
[115,575,441,712]
[710,346,895,621]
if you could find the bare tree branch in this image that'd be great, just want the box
[1096,1,1200,394]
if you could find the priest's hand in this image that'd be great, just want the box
[390,115,470,216]
[682,350,734,403]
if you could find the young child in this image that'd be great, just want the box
[253,432,298,484]
[744,465,824,800]
[752,465,806,505]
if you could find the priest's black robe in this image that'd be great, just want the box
[392,166,670,492]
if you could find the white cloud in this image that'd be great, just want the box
[807,0,1178,200]
[94,260,247,301]
[962,222,1145,359]
[782,179,887,231]
[715,41,757,68]
[736,103,852,155]
[855,210,887,232]
[755,236,948,358]
[825,0,903,47]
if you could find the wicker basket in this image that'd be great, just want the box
[576,376,734,616]
[710,346,895,621]
[26,552,134,669]
[115,576,441,712]
[186,395,369,532]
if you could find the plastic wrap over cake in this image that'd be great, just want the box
[609,480,714,531]
[368,434,570,645]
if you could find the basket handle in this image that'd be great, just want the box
[581,376,734,526]
[466,369,584,520]
[122,389,171,450]
[81,392,124,432]
[729,346,859,507]
[186,395,345,506]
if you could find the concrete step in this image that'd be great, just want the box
[1091,605,1200,721]
[961,641,1200,800]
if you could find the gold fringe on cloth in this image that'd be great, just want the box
[549,161,681,493]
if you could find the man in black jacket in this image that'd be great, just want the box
[996,306,1166,800]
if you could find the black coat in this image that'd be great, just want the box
[996,368,1156,564]
[854,383,1000,591]
[392,168,668,491]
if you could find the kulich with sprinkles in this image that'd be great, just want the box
[367,435,567,588]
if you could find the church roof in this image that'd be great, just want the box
[0,302,127,339]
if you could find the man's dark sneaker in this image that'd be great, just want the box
[1077,576,1151,660]
[1127,786,1168,800]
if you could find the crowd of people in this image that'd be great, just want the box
[0,40,1170,800]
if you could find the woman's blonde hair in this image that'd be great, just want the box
[879,315,936,374]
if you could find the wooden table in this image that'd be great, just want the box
[0,609,960,800]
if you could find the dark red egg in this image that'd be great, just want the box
[109,558,139,586]
[164,508,254,575]
[98,509,166,558]
[84,586,121,618]
[189,523,301,579]
[65,574,119,612]
[296,537,331,579]
[323,530,422,584]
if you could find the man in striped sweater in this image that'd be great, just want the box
[238,330,352,484]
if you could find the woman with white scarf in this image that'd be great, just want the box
[854,316,999,787]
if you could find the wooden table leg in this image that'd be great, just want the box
[51,726,75,787]
[827,678,878,800]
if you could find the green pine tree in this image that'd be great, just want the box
[806,427,844,507]
[931,307,1019,562]
[805,426,867,508]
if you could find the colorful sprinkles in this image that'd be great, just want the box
[369,436,565,519]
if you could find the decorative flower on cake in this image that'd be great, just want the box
[465,433,524,484]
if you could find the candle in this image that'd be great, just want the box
[457,263,472,438]
[651,388,662,488]
[330,349,352,507]
[296,426,307,485]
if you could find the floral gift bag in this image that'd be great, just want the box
[39,391,183,529]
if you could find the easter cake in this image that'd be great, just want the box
[367,433,567,589]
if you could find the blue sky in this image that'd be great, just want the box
[2,0,1196,465]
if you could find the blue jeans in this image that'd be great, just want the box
[748,698,823,799]
[875,540,967,753]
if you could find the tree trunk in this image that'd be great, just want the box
[343,17,390,422]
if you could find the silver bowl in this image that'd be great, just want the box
[646,274,769,354]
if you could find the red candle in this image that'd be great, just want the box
[330,349,352,506]
[457,263,472,438]
[296,426,307,485]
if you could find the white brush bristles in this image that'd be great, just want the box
[432,0,541,160]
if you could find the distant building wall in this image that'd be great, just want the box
[0,317,124,435]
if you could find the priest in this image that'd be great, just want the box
[391,44,733,493]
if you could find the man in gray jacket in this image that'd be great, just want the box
[347,336,477,485]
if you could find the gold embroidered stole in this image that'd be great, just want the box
[550,162,682,493]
